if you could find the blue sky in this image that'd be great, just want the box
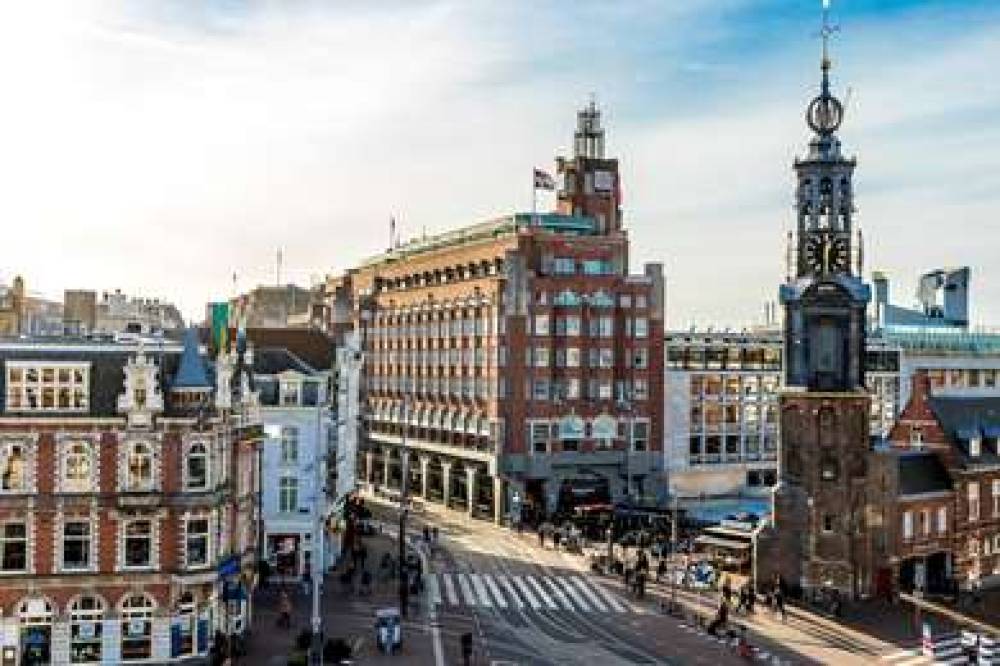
[1,0,998,328]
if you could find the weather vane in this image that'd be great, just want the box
[819,0,840,66]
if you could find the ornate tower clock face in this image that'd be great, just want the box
[803,232,849,276]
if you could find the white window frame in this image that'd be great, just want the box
[280,427,299,465]
[125,441,155,492]
[529,422,550,455]
[937,506,948,534]
[5,361,90,413]
[184,516,211,570]
[631,419,650,452]
[69,595,105,664]
[969,482,981,522]
[278,476,299,514]
[902,511,913,540]
[633,317,649,339]
[60,518,94,572]
[993,479,1000,518]
[119,594,155,662]
[0,439,32,493]
[533,314,550,336]
[0,520,29,574]
[184,441,210,491]
[120,519,155,571]
[62,441,94,493]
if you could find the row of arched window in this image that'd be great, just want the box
[0,439,212,494]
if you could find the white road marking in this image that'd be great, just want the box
[543,576,572,610]
[442,574,459,606]
[556,577,591,611]
[427,574,442,606]
[513,575,542,610]
[483,574,508,609]
[590,581,628,613]
[457,573,477,606]
[526,575,558,610]
[572,578,607,612]
[500,575,525,609]
[470,573,493,608]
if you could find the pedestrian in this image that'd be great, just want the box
[423,525,431,543]
[278,590,292,629]
[773,575,786,622]
[553,529,562,550]
[746,582,755,615]
[721,576,732,607]
[706,597,729,636]
[538,524,545,548]
[656,558,667,583]
[359,545,368,570]
[636,570,646,599]
[432,526,439,545]
[301,569,311,596]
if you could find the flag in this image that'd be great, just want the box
[533,168,555,191]
[211,302,229,356]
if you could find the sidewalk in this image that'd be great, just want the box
[245,529,436,665]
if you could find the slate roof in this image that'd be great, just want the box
[898,452,954,496]
[0,342,184,417]
[252,348,319,376]
[928,395,1000,466]
[172,328,212,390]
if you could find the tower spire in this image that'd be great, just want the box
[807,0,843,138]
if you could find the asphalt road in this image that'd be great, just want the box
[400,504,785,666]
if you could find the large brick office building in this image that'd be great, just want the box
[0,330,261,665]
[327,102,664,522]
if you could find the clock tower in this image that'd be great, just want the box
[757,2,875,601]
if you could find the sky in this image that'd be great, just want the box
[1,0,998,328]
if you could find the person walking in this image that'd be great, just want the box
[278,590,292,629]
[538,524,545,549]
[721,576,733,608]
[772,574,786,622]
[706,597,729,636]
[656,558,667,583]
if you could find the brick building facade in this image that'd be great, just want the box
[326,102,664,523]
[0,330,261,665]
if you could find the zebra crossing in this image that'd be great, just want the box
[429,572,634,614]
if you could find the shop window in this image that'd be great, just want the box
[120,594,155,661]
[69,595,104,664]
[18,598,54,666]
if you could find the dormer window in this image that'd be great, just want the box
[910,428,923,450]
[280,381,300,407]
[971,436,982,458]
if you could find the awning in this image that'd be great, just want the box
[695,535,751,550]
[703,526,755,540]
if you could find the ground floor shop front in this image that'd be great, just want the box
[0,580,252,666]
